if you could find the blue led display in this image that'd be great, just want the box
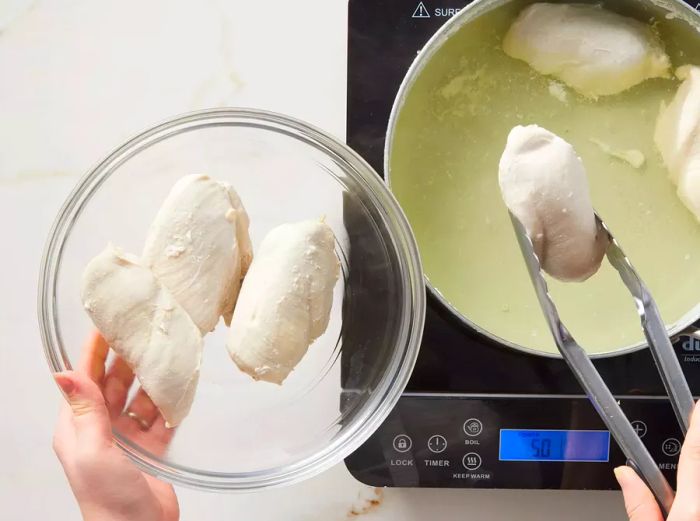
[499,429,610,462]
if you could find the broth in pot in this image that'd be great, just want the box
[388,0,700,355]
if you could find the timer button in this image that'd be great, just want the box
[428,434,448,454]
[462,452,482,470]
[463,418,483,437]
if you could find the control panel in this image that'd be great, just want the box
[344,395,684,489]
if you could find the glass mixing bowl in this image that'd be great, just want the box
[39,108,425,490]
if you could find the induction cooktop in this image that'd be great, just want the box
[342,0,700,490]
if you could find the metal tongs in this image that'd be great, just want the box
[510,212,695,518]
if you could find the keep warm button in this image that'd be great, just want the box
[454,454,492,481]
[453,471,493,480]
[462,453,482,471]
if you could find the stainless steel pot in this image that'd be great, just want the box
[385,0,700,358]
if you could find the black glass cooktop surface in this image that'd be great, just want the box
[343,0,700,489]
[345,0,700,397]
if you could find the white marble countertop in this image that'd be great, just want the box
[0,0,627,518]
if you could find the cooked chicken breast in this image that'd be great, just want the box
[81,245,203,427]
[655,65,700,222]
[503,3,670,98]
[499,125,608,282]
[143,174,253,334]
[227,220,340,384]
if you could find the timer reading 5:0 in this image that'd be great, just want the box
[499,429,611,462]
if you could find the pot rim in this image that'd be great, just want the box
[384,0,700,359]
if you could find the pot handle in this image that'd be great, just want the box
[674,324,700,343]
[686,325,700,342]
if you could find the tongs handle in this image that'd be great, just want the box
[602,219,695,434]
[555,323,675,518]
[642,301,694,434]
[509,213,675,517]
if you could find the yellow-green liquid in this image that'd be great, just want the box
[390,1,700,354]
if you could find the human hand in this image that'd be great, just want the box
[53,332,179,521]
[615,400,700,521]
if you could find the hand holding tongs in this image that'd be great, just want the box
[510,212,695,519]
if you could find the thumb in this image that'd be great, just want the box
[614,466,664,521]
[55,371,112,445]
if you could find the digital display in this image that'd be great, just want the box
[499,429,610,462]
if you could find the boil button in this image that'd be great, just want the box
[463,418,483,437]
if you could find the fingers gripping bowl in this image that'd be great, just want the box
[39,109,425,490]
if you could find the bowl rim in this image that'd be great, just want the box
[38,107,426,490]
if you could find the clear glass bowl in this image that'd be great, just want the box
[38,108,425,490]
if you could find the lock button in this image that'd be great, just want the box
[393,434,413,453]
